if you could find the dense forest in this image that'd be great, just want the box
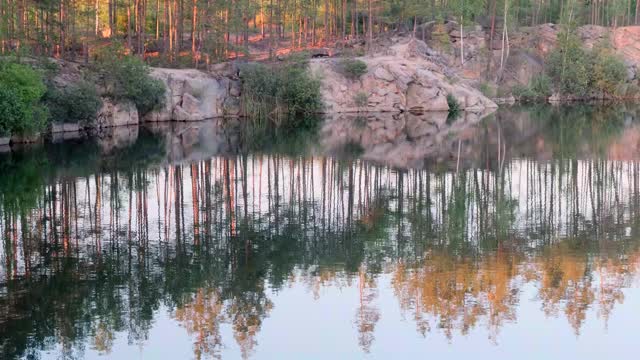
[1,0,638,140]
[2,0,640,64]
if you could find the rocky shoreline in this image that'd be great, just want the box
[3,37,498,148]
[7,23,640,148]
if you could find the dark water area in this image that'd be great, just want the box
[2,105,640,359]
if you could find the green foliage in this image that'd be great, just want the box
[0,149,48,213]
[94,43,165,115]
[496,85,511,98]
[44,82,102,124]
[239,62,322,130]
[0,87,28,137]
[447,94,460,113]
[546,31,592,97]
[284,51,311,66]
[339,58,368,80]
[353,91,369,108]
[448,0,487,22]
[592,51,627,95]
[0,61,46,105]
[511,83,533,100]
[479,82,494,97]
[546,31,627,98]
[38,58,61,78]
[525,104,627,157]
[0,61,47,136]
[529,74,552,97]
[512,75,551,102]
[446,94,460,114]
[239,119,321,153]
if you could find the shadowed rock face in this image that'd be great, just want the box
[144,68,242,122]
[96,99,139,128]
[311,39,498,114]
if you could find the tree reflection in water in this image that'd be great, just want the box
[2,106,640,358]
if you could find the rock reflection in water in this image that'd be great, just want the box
[320,111,490,169]
[2,106,640,358]
[321,105,640,169]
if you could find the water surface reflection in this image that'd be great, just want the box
[2,106,640,359]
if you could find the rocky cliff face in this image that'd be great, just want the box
[84,67,242,132]
[40,45,499,140]
[311,39,498,114]
[144,68,242,122]
[96,99,139,128]
[612,26,640,81]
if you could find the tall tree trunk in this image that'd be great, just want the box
[127,0,132,50]
[460,15,464,66]
[260,0,265,39]
[192,0,197,61]
[412,16,417,38]
[169,0,174,60]
[342,0,346,39]
[95,0,99,36]
[367,0,372,51]
[224,4,229,56]
[164,0,169,55]
[312,0,317,45]
[269,0,274,57]
[60,0,65,58]
[291,0,296,48]
[178,0,184,50]
[324,0,329,43]
[351,0,357,38]
[499,0,508,74]
[156,0,160,40]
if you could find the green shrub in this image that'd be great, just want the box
[0,61,47,136]
[446,94,460,114]
[44,82,102,124]
[593,51,627,95]
[339,58,368,80]
[94,44,165,115]
[546,31,627,98]
[496,85,511,98]
[38,58,61,78]
[511,83,534,100]
[240,62,322,130]
[0,61,46,105]
[284,51,311,66]
[512,75,551,102]
[0,87,28,137]
[529,75,552,98]
[546,31,592,97]
[479,82,494,97]
[353,91,369,108]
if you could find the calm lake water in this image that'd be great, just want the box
[2,105,640,359]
